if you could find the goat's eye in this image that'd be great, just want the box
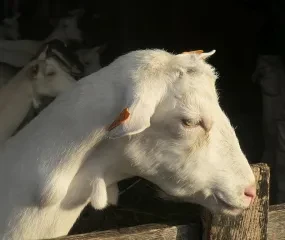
[181,119,199,128]
[187,68,196,74]
[32,66,38,73]
[30,65,39,77]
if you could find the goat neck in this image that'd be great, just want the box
[0,69,33,143]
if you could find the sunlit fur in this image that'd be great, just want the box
[0,49,255,239]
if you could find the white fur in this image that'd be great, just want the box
[0,62,18,88]
[90,177,108,209]
[0,12,83,67]
[0,49,255,239]
[0,13,20,40]
[0,46,77,144]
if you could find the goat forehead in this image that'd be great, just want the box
[45,59,60,69]
[172,76,218,105]
[65,17,76,26]
[118,50,218,88]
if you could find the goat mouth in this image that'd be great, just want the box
[215,196,244,215]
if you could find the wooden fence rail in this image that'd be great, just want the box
[45,164,285,240]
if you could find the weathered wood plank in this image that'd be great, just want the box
[201,163,270,240]
[268,204,285,240]
[44,223,200,240]
[45,202,285,240]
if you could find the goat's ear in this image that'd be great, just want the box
[70,65,83,76]
[182,50,204,54]
[200,50,216,60]
[68,8,85,18]
[85,44,107,58]
[107,84,166,139]
[107,103,152,139]
[181,49,216,60]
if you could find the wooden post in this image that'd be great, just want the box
[202,163,270,240]
[268,204,285,240]
[44,224,200,240]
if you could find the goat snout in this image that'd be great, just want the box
[244,184,256,206]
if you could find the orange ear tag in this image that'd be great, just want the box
[182,50,204,54]
[107,108,130,131]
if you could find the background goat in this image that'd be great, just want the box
[76,44,106,76]
[0,13,20,40]
[0,62,19,88]
[0,39,84,144]
[0,9,84,68]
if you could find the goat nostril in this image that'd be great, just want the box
[244,185,257,204]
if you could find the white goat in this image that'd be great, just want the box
[0,49,256,240]
[0,9,84,67]
[0,40,83,144]
[45,8,83,43]
[76,44,106,76]
[0,62,19,88]
[0,13,20,40]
